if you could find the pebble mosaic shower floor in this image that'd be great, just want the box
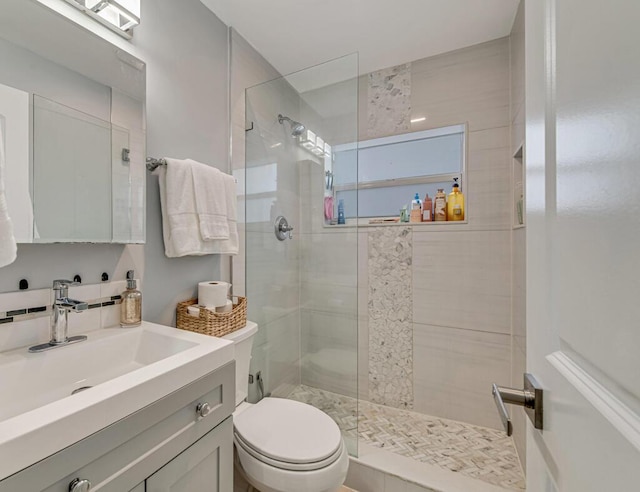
[287,385,525,491]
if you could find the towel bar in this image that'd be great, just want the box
[146,158,238,183]
[146,157,167,172]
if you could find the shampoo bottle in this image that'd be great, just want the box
[434,189,447,221]
[422,193,433,222]
[121,270,142,327]
[337,199,346,225]
[446,178,465,221]
[410,193,422,223]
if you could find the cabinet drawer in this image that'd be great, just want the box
[0,361,235,492]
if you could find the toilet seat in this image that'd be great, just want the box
[234,430,345,471]
[233,398,342,469]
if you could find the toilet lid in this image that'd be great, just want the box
[233,398,342,464]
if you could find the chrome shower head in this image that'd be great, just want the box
[278,114,306,137]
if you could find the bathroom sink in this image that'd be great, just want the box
[0,322,233,480]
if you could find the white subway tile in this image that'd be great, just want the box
[0,289,49,313]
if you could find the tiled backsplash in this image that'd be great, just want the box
[0,280,141,353]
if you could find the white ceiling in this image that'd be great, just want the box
[201,0,519,87]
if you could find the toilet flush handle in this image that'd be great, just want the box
[196,402,212,419]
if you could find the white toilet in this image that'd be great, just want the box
[223,322,349,492]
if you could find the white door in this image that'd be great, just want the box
[525,0,640,490]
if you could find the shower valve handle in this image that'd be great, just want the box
[274,216,293,240]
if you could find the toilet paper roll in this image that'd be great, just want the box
[198,281,230,308]
[187,305,218,317]
[187,305,202,317]
[215,299,233,313]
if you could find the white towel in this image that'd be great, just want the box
[163,158,201,256]
[189,159,229,241]
[203,170,238,255]
[156,158,238,257]
[0,125,17,268]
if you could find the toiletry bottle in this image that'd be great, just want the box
[434,189,447,221]
[410,193,422,222]
[121,270,142,327]
[400,206,409,223]
[422,193,433,222]
[338,199,346,225]
[446,178,465,221]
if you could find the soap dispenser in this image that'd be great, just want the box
[121,270,142,327]
[447,178,465,221]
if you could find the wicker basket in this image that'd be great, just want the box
[176,297,247,338]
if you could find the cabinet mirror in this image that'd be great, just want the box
[0,1,146,243]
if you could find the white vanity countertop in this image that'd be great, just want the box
[0,322,234,480]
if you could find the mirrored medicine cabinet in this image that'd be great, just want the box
[0,0,146,244]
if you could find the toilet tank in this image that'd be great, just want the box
[222,321,258,406]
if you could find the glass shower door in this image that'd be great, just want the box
[244,54,359,455]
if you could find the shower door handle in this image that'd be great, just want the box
[492,373,543,436]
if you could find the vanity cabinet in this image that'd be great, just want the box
[146,420,232,491]
[0,362,235,492]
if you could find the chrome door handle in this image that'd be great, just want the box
[492,383,514,436]
[492,373,543,436]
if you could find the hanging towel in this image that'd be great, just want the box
[203,170,238,255]
[156,158,238,257]
[162,158,202,257]
[189,159,229,241]
[0,125,17,268]
[324,196,334,221]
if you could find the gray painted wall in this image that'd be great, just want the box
[0,0,231,327]
[135,0,230,325]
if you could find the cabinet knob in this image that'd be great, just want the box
[196,402,212,419]
[69,478,92,492]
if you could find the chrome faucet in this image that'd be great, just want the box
[29,280,89,353]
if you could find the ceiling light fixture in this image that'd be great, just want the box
[64,0,140,38]
[411,117,427,123]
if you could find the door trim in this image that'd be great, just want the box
[548,351,640,451]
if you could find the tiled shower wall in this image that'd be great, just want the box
[368,227,413,409]
[300,37,514,430]
[367,63,412,137]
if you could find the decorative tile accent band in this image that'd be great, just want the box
[0,296,122,325]
[368,227,414,409]
[367,63,412,138]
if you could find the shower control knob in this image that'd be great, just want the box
[274,216,294,241]
[196,402,212,419]
[69,478,92,492]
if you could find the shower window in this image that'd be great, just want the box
[332,123,466,220]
